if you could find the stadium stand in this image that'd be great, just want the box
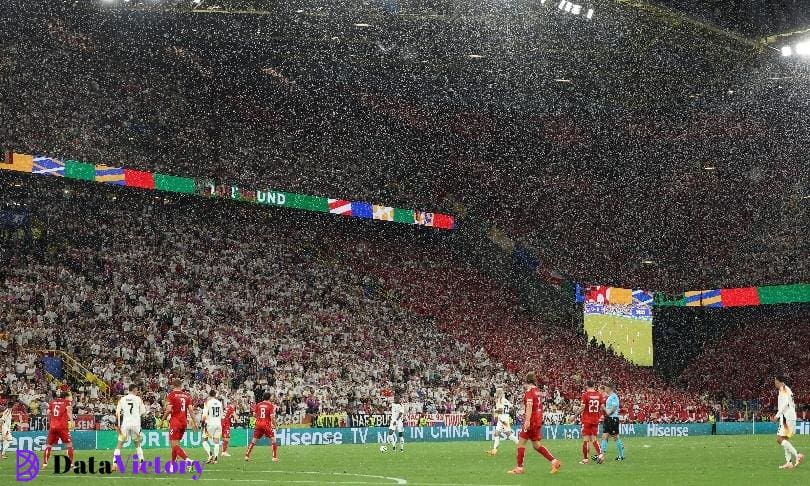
[0,0,807,434]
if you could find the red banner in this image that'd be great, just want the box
[74,414,97,430]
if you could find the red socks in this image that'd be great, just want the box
[172,445,188,461]
[43,446,51,464]
[67,447,74,463]
[271,443,278,459]
[246,443,255,458]
[582,441,589,459]
[535,445,555,462]
[517,447,526,468]
[222,439,229,453]
[592,440,601,455]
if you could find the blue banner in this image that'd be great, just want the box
[8,431,96,451]
[42,357,64,379]
[9,422,802,451]
[717,421,809,436]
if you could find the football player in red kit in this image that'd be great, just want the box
[507,372,561,475]
[164,379,198,463]
[43,391,74,468]
[245,392,278,462]
[579,381,604,464]
[220,401,236,457]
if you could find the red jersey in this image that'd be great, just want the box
[523,386,543,427]
[581,390,603,425]
[223,405,235,428]
[167,390,193,425]
[254,401,276,428]
[48,398,71,430]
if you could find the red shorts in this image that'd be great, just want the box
[169,421,187,441]
[519,424,542,442]
[47,427,72,446]
[581,423,599,437]
[253,424,275,440]
[222,427,231,439]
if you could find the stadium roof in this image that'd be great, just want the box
[652,0,810,38]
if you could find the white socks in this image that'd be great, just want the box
[493,436,500,450]
[202,440,211,457]
[510,434,518,444]
[399,437,404,450]
[136,446,145,461]
[783,440,798,462]
[213,443,220,459]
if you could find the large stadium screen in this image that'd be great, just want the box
[584,303,653,366]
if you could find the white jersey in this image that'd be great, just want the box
[116,393,146,427]
[495,397,512,415]
[390,403,404,422]
[1,409,11,431]
[776,385,797,422]
[202,398,224,427]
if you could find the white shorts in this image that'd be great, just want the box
[1,428,11,441]
[119,425,141,442]
[388,420,404,433]
[206,423,223,441]
[495,415,513,435]
[778,419,796,438]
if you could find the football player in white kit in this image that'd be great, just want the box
[0,405,12,459]
[387,395,405,452]
[488,389,518,455]
[774,375,804,469]
[201,390,224,464]
[113,384,147,466]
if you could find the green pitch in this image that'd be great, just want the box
[584,314,654,366]
[0,436,807,485]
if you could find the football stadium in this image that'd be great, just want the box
[0,0,808,485]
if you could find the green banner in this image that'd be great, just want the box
[154,173,196,194]
[96,429,250,450]
[757,284,810,305]
[64,160,95,181]
[394,208,415,224]
[284,193,328,212]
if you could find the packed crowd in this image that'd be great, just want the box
[0,175,521,427]
[1,1,807,291]
[679,318,810,408]
[1,0,806,431]
[340,242,713,423]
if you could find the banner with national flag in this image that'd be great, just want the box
[432,213,454,230]
[585,285,610,304]
[608,287,633,305]
[632,289,654,306]
[124,169,155,189]
[393,208,415,224]
[351,201,373,219]
[1,148,457,231]
[373,205,394,221]
[95,165,125,185]
[414,210,434,227]
[33,156,65,176]
[580,282,808,308]
[328,199,352,216]
[64,160,95,181]
[0,151,33,173]
[684,289,722,307]
[154,173,196,194]
[719,287,760,307]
